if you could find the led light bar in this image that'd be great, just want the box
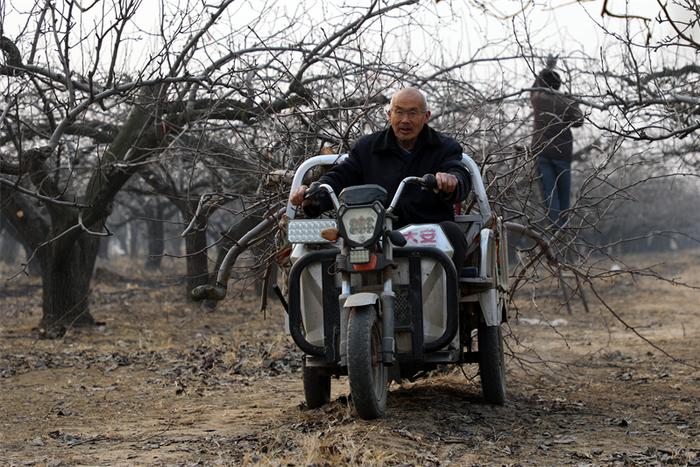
[288,219,338,244]
[349,248,370,264]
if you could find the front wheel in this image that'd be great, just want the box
[347,305,388,419]
[478,322,507,405]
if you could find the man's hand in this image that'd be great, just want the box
[289,185,308,206]
[435,172,458,193]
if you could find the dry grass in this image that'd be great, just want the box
[1,250,699,465]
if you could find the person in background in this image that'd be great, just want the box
[531,65,584,228]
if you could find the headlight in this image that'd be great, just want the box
[339,203,383,247]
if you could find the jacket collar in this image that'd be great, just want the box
[374,124,440,154]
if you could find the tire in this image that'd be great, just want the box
[478,322,507,405]
[302,360,331,409]
[347,305,388,419]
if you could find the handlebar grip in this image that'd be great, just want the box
[421,173,438,190]
[387,230,407,247]
[304,181,323,200]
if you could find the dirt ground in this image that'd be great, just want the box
[1,250,699,466]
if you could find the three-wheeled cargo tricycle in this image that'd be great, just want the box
[192,153,509,420]
[284,153,508,419]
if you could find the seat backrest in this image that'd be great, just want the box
[454,214,483,246]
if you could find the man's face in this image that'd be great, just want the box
[388,91,430,149]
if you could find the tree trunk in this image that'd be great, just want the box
[98,236,110,260]
[0,232,19,264]
[129,221,140,258]
[145,203,165,270]
[184,227,209,298]
[1,215,41,275]
[38,233,100,338]
[116,226,129,256]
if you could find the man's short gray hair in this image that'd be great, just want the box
[390,87,429,112]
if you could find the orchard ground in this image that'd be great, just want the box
[1,250,699,465]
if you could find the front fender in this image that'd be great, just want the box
[479,227,502,327]
[479,289,501,327]
[343,292,380,310]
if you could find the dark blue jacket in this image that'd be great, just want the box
[316,125,470,228]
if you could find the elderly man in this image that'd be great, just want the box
[290,87,470,272]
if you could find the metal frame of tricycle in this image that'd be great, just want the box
[284,154,492,221]
[285,154,506,369]
[287,246,459,364]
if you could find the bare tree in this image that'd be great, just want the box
[2,0,698,345]
[0,0,422,336]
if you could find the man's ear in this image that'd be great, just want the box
[423,110,431,123]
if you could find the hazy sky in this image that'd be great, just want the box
[2,0,688,84]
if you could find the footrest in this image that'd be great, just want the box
[459,277,493,286]
[460,266,479,278]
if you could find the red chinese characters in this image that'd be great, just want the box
[419,228,437,245]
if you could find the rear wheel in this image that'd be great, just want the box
[347,305,388,419]
[478,322,506,405]
[303,360,331,409]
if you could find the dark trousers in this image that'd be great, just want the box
[440,221,467,275]
[538,157,571,227]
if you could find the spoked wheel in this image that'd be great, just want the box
[302,359,331,409]
[478,321,506,405]
[347,305,388,419]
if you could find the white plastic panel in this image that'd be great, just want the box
[393,255,451,348]
[398,224,454,257]
[300,263,325,346]
[289,244,327,347]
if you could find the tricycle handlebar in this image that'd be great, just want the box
[304,182,340,211]
[388,174,438,212]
